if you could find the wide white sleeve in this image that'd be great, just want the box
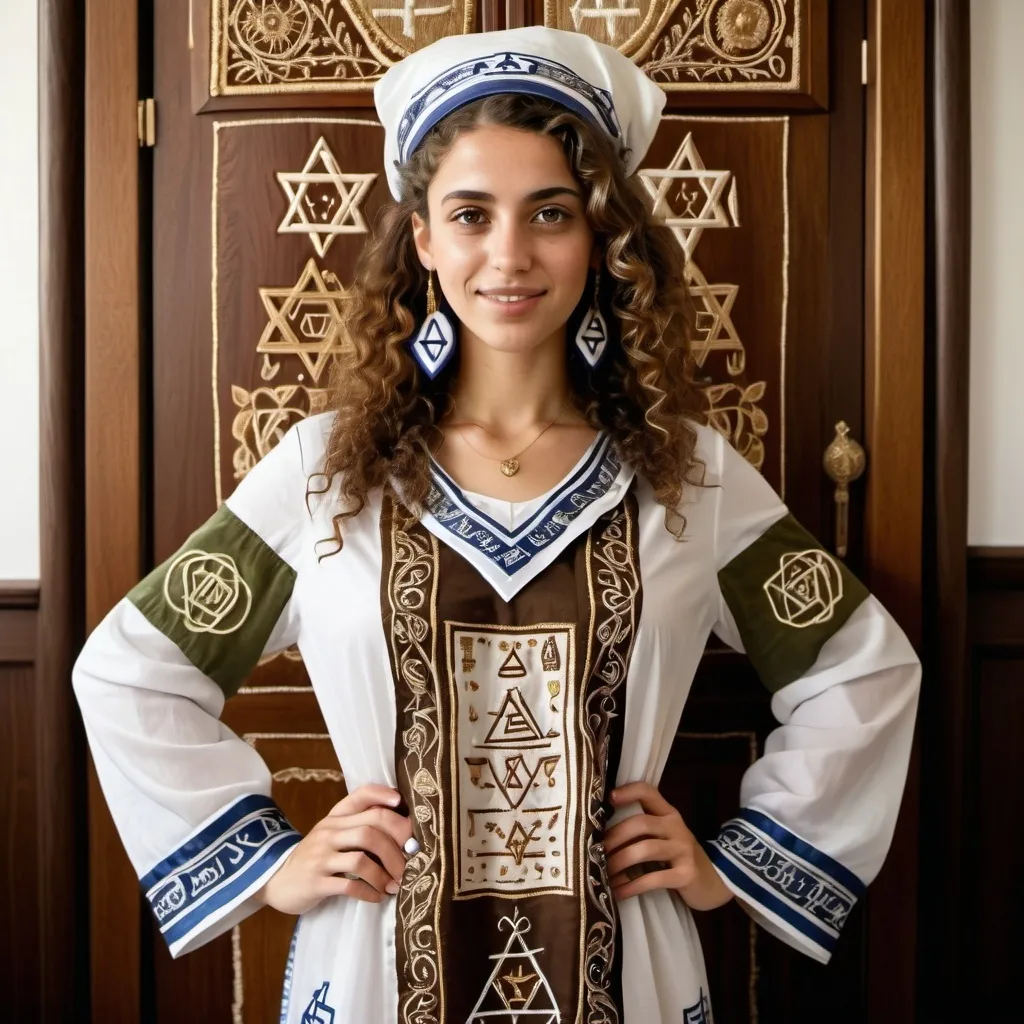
[703,428,920,964]
[72,422,311,957]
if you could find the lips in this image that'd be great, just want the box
[477,290,546,315]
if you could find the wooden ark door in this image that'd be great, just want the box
[128,1,886,1021]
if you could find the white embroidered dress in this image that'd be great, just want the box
[73,414,920,1023]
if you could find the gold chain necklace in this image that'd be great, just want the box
[450,394,572,477]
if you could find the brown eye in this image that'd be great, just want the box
[535,207,569,225]
[453,208,485,226]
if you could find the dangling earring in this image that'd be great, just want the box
[574,267,609,369]
[409,269,456,379]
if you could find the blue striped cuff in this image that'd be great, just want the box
[706,808,865,959]
[142,794,301,951]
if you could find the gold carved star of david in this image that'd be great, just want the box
[276,137,377,258]
[639,132,733,262]
[687,263,745,374]
[256,258,353,384]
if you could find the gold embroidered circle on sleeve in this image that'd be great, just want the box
[163,549,254,635]
[763,548,844,629]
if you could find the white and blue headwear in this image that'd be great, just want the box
[374,27,667,201]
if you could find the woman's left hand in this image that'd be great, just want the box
[604,781,733,911]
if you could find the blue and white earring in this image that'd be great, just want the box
[409,268,456,379]
[574,267,609,369]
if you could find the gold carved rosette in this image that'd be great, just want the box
[545,0,803,93]
[210,0,477,95]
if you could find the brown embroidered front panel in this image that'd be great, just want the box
[382,490,642,1024]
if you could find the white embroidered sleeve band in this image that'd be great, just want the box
[143,794,301,956]
[706,808,865,961]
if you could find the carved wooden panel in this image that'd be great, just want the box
[210,117,387,508]
[194,0,825,109]
[204,0,478,98]
[545,0,828,105]
[640,115,789,491]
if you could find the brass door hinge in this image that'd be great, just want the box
[137,98,156,148]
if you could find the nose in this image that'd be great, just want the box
[488,215,532,276]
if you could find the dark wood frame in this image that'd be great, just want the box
[34,0,90,1018]
[78,2,927,1020]
[920,1,973,1018]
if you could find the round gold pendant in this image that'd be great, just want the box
[500,458,520,477]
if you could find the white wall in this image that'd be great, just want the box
[970,0,1024,545]
[0,0,39,579]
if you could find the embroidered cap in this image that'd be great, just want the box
[374,26,666,200]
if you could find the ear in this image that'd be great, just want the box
[411,211,433,270]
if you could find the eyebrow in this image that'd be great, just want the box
[440,186,583,205]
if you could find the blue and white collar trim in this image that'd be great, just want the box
[397,50,621,163]
[422,432,632,601]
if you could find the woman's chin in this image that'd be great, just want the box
[458,321,565,357]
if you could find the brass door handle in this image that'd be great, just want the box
[823,422,866,558]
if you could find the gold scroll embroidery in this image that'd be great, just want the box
[578,496,641,1023]
[386,500,447,1024]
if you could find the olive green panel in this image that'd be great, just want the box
[128,504,296,697]
[718,514,870,693]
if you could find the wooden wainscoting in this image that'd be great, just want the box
[0,582,40,1015]
[965,547,1024,1016]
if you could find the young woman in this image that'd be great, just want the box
[73,26,920,1024]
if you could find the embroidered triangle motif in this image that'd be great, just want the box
[466,910,559,1024]
[484,687,545,746]
[497,647,527,678]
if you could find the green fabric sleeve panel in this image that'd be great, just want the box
[127,503,297,698]
[718,513,870,694]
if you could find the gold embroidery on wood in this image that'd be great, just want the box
[639,127,771,472]
[210,0,477,95]
[642,0,801,91]
[230,384,330,482]
[276,137,377,257]
[256,258,354,385]
[212,1,386,95]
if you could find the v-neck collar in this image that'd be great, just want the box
[419,432,635,602]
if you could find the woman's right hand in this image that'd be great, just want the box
[254,783,416,916]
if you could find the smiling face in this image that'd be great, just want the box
[410,124,597,358]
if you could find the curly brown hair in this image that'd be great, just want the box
[313,93,706,554]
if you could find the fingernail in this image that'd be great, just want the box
[388,793,401,807]
[386,881,400,895]
[404,837,421,856]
